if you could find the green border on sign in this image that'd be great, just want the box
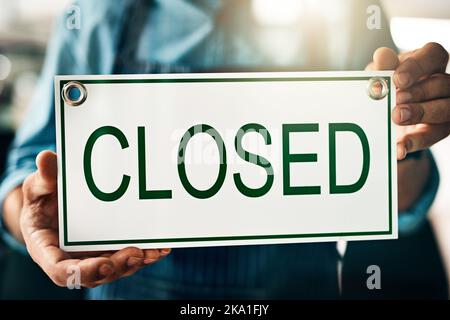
[59,76,393,246]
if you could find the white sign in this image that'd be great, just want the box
[55,71,397,252]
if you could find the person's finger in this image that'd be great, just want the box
[397,74,450,104]
[394,42,449,90]
[107,247,169,278]
[397,124,450,159]
[365,61,375,71]
[138,248,171,266]
[22,150,57,203]
[36,150,57,185]
[158,248,171,257]
[372,47,400,70]
[52,256,116,288]
[393,98,450,125]
[109,247,146,276]
[398,50,414,63]
[143,248,170,264]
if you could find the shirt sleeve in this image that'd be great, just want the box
[398,150,440,235]
[0,1,125,252]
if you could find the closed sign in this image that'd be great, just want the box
[55,72,397,252]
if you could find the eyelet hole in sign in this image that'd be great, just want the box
[367,77,389,100]
[62,81,87,106]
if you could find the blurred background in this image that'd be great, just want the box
[0,0,449,299]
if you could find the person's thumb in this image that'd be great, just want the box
[372,47,400,70]
[36,150,57,186]
[23,150,57,202]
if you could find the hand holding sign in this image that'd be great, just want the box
[367,43,450,159]
[19,151,170,288]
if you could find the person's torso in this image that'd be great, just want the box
[89,0,394,299]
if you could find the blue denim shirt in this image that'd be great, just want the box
[0,0,439,299]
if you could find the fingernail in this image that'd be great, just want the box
[397,91,412,104]
[399,107,412,123]
[99,264,114,277]
[127,257,143,268]
[396,72,411,88]
[160,249,171,256]
[143,258,157,265]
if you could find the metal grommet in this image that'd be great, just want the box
[367,77,389,100]
[62,81,87,106]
